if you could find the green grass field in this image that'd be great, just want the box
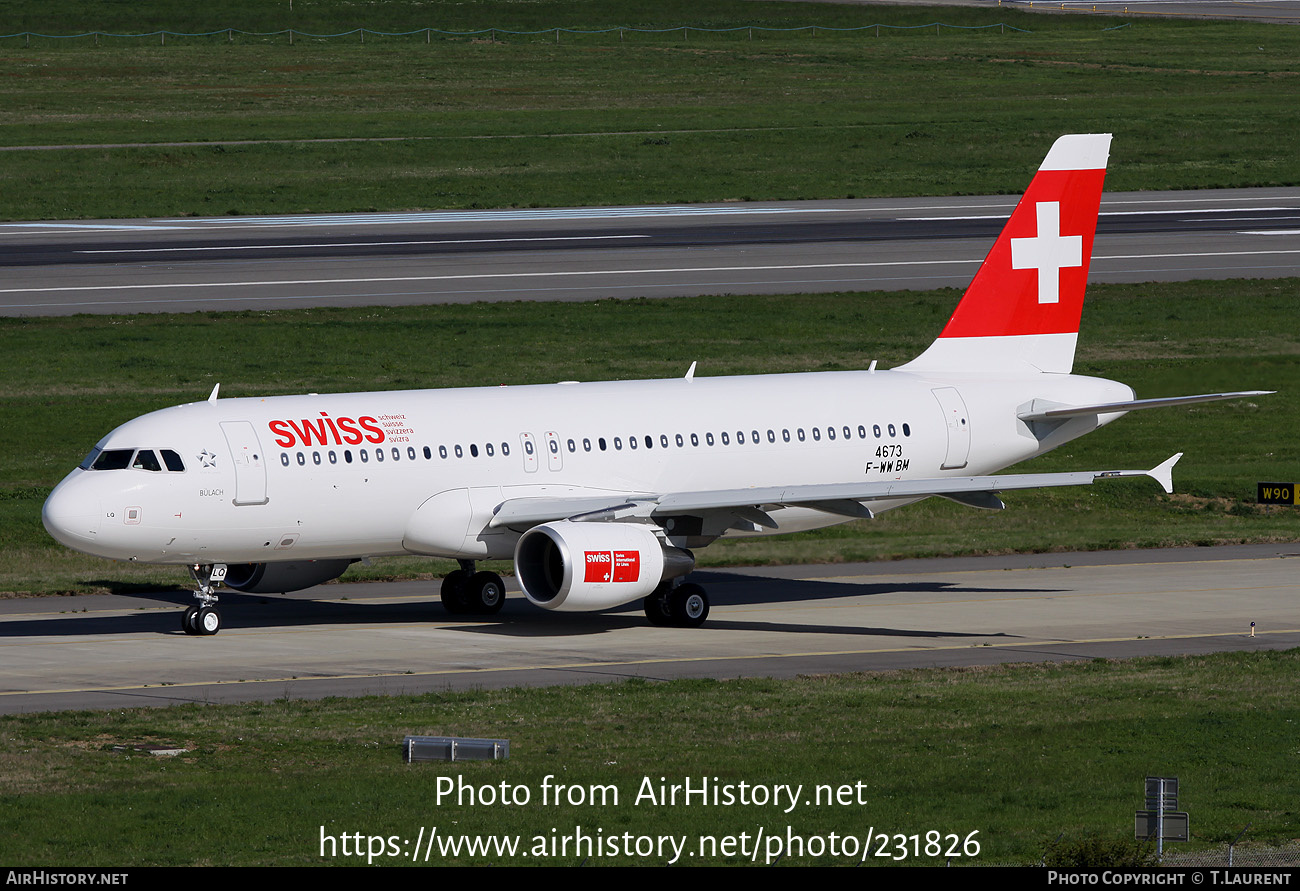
[2,650,1296,865]
[0,1,1298,218]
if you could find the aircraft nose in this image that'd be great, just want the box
[42,475,101,551]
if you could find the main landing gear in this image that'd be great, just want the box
[183,563,226,636]
[643,580,710,628]
[440,560,506,616]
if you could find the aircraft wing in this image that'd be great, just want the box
[489,453,1183,529]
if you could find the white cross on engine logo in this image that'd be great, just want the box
[1010,201,1082,304]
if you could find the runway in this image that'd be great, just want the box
[871,0,1300,25]
[1009,0,1300,25]
[2,188,1299,315]
[2,544,1296,714]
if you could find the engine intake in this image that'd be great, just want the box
[514,521,693,611]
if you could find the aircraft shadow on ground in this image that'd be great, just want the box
[449,571,1060,639]
[1,571,1064,641]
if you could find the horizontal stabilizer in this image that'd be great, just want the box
[1018,391,1273,422]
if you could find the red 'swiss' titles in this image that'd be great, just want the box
[268,412,385,448]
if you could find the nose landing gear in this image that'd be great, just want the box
[182,564,225,635]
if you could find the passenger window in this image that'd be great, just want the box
[313,451,322,465]
[797,428,806,442]
[470,444,479,458]
[888,424,896,437]
[903,424,911,437]
[376,449,385,462]
[280,454,290,467]
[690,433,699,447]
[329,451,338,464]
[360,450,369,463]
[486,443,495,457]
[813,428,821,441]
[408,447,416,460]
[827,427,836,441]
[873,424,882,438]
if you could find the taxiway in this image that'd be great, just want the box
[2,544,1295,713]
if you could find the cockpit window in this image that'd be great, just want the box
[90,449,133,471]
[132,450,162,472]
[84,447,185,472]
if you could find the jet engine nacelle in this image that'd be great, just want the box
[514,521,694,612]
[223,559,354,594]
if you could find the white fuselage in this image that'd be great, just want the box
[41,366,1133,567]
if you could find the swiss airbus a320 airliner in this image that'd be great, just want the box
[42,135,1268,635]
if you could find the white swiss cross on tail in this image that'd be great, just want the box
[900,133,1111,375]
[1011,201,1083,305]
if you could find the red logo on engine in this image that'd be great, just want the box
[584,551,640,583]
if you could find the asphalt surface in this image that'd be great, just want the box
[1007,0,1300,24]
[833,0,1300,25]
[3,187,1299,315]
[2,544,1296,713]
